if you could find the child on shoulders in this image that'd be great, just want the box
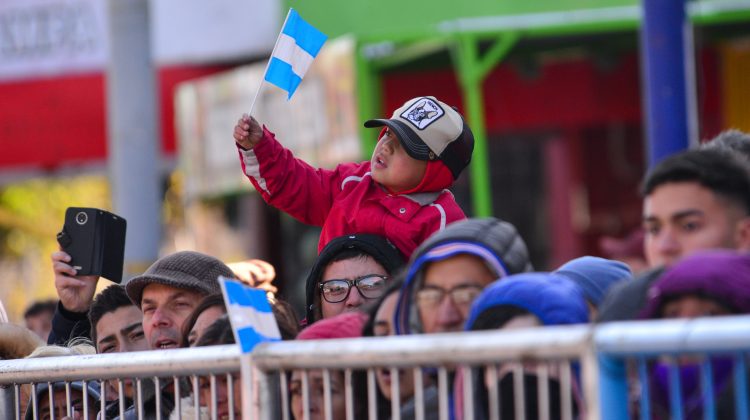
[232,96,474,258]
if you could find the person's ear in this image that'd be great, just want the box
[734,216,750,251]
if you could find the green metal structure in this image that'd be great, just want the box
[288,0,750,217]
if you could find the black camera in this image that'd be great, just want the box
[56,207,127,283]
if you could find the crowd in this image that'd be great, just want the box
[2,96,750,419]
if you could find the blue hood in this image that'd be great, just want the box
[465,272,589,330]
[555,256,632,307]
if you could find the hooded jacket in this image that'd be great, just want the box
[555,256,632,308]
[457,273,589,420]
[596,267,665,322]
[639,250,750,319]
[637,251,750,420]
[237,127,466,258]
[465,273,589,330]
[393,217,533,335]
[304,234,404,324]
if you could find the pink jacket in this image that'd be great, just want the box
[237,128,466,258]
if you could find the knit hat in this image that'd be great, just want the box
[305,234,404,323]
[364,96,474,180]
[555,256,632,307]
[394,217,533,335]
[465,273,589,330]
[297,312,367,340]
[639,250,750,319]
[125,251,234,308]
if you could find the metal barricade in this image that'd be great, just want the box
[1,316,749,419]
[0,345,241,420]
[595,315,750,420]
[251,325,598,420]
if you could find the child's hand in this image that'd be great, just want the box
[234,114,263,150]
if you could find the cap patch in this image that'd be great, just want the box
[401,98,445,130]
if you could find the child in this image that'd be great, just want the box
[232,96,474,258]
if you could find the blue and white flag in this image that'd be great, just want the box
[264,8,327,99]
[219,276,281,353]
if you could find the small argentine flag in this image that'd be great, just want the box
[264,8,327,99]
[219,276,281,353]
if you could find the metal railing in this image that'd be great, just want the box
[594,315,750,420]
[253,325,595,420]
[0,345,241,420]
[0,315,749,419]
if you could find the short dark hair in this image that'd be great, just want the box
[88,285,135,344]
[702,129,750,163]
[24,299,57,319]
[642,148,750,215]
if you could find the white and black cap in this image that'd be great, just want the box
[364,96,474,179]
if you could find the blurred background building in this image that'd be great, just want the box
[1,0,749,319]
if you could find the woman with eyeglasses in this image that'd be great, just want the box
[303,234,404,326]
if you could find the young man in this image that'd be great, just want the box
[85,285,149,418]
[88,285,148,354]
[394,217,533,335]
[641,149,750,267]
[598,148,750,321]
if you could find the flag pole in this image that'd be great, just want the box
[248,7,294,116]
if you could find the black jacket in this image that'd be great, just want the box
[47,301,91,345]
[596,267,665,322]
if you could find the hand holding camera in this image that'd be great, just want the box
[51,250,100,314]
[54,208,127,313]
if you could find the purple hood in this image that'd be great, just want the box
[639,250,750,319]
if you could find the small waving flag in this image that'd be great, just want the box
[219,276,281,353]
[264,8,327,99]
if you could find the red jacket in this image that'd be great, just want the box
[237,128,467,258]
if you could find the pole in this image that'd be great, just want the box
[640,0,695,167]
[106,0,161,277]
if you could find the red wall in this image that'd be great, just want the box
[381,50,720,138]
[0,74,107,169]
[0,65,230,171]
[381,54,643,131]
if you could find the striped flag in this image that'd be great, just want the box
[264,8,327,99]
[219,276,281,353]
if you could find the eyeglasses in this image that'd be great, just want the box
[415,284,484,312]
[319,274,389,303]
